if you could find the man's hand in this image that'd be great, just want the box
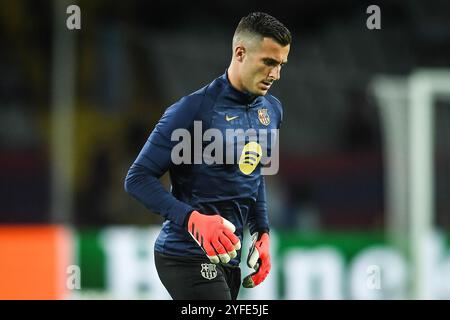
[242,232,270,288]
[187,210,241,264]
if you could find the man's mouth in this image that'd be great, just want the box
[260,81,272,90]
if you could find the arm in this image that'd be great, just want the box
[242,97,282,287]
[247,176,270,235]
[124,95,201,227]
[243,177,271,288]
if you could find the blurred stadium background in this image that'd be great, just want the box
[0,0,449,299]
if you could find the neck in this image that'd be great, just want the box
[227,61,245,93]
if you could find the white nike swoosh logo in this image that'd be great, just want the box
[226,115,239,121]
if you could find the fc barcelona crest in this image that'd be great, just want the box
[200,263,217,280]
[258,108,270,126]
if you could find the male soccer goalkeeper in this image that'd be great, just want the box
[125,12,291,300]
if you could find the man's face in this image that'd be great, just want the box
[240,37,290,96]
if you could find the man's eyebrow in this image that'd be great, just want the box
[263,57,288,65]
[263,57,282,64]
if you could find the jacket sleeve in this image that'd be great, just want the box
[247,176,270,235]
[124,93,203,227]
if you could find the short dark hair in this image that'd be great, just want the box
[234,12,291,47]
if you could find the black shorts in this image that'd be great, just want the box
[154,251,242,300]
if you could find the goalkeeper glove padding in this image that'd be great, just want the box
[187,210,241,264]
[242,232,271,288]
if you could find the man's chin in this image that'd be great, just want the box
[250,88,269,96]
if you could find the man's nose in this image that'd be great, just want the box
[268,65,281,81]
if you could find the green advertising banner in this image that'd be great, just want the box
[73,227,450,299]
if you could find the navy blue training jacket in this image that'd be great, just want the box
[125,71,282,265]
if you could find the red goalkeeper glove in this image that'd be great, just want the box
[242,232,271,288]
[187,210,241,264]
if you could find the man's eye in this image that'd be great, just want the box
[263,59,277,67]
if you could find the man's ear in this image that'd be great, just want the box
[234,45,246,62]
